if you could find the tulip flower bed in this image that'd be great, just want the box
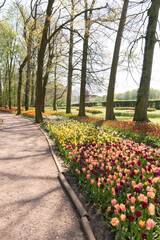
[76,108,103,114]
[0,107,160,239]
[74,116,160,148]
[0,107,160,147]
[42,119,160,240]
[85,108,103,114]
[0,108,17,113]
[101,121,160,149]
[46,120,116,148]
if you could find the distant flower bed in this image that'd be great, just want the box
[102,120,160,148]
[43,115,68,122]
[1,108,159,148]
[76,108,103,114]
[42,119,160,240]
[0,108,17,113]
[74,116,160,148]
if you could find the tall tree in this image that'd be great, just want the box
[41,23,55,113]
[133,0,160,121]
[35,0,55,123]
[0,71,2,107]
[0,21,19,109]
[17,56,28,115]
[15,1,39,113]
[30,68,36,107]
[66,0,74,113]
[24,29,33,111]
[30,53,37,107]
[53,54,58,111]
[105,0,129,120]
[78,0,96,116]
[35,1,107,121]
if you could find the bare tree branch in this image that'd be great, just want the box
[0,0,6,8]
[48,4,108,42]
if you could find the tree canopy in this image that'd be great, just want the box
[0,0,159,122]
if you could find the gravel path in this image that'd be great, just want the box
[0,113,86,240]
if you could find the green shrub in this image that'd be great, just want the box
[102,100,160,109]
[72,101,98,107]
[114,107,156,112]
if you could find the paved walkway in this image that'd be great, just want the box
[0,113,86,240]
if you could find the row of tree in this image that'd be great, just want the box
[0,0,159,122]
[115,88,160,101]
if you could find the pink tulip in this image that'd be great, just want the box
[130,206,135,213]
[90,179,94,184]
[111,199,117,206]
[120,204,126,212]
[120,214,126,221]
[149,203,155,215]
[131,196,136,204]
[111,217,119,226]
[146,219,155,230]
[107,206,111,212]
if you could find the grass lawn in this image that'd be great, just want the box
[53,106,160,124]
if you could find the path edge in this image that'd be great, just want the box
[20,115,97,240]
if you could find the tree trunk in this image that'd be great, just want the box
[30,69,35,107]
[78,36,88,116]
[0,71,2,107]
[8,72,11,109]
[17,56,28,115]
[41,27,54,113]
[78,0,95,116]
[53,84,57,111]
[105,0,129,120]
[41,73,49,113]
[53,55,58,111]
[4,71,8,106]
[66,0,74,114]
[25,37,32,111]
[133,0,160,122]
[35,0,55,123]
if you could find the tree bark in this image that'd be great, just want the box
[66,0,74,114]
[105,0,129,120]
[78,0,95,116]
[41,25,54,113]
[53,55,58,111]
[53,84,57,111]
[30,69,35,107]
[17,56,28,115]
[0,71,2,107]
[25,33,32,111]
[35,0,55,123]
[41,70,50,112]
[133,0,160,122]
[4,71,7,106]
[8,72,12,109]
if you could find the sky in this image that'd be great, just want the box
[114,43,160,94]
[1,0,160,95]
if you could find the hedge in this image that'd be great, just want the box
[72,101,98,107]
[102,99,160,109]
